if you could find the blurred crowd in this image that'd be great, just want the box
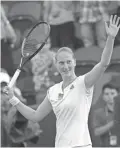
[1,1,120,147]
[1,69,42,147]
[44,1,120,50]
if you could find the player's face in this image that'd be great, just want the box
[103,88,118,105]
[56,51,76,77]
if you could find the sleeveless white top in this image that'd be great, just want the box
[47,75,94,147]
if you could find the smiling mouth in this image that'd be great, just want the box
[63,71,69,73]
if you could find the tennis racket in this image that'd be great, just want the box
[8,21,50,88]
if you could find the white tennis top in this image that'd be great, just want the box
[47,75,94,147]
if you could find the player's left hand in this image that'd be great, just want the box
[105,15,120,38]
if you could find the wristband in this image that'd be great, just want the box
[108,35,115,39]
[9,96,20,106]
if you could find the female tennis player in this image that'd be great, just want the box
[4,15,120,148]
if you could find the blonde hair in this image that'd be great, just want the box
[55,47,75,61]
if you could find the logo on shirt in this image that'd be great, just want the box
[58,93,64,100]
[58,85,74,100]
[70,85,74,90]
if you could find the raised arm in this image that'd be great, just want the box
[15,96,52,122]
[3,86,52,123]
[85,15,120,89]
[1,6,16,44]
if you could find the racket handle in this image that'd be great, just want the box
[8,69,21,88]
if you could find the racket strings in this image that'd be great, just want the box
[29,24,49,41]
[22,23,50,57]
[25,39,39,49]
[23,39,40,56]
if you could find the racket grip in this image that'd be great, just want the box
[8,69,21,88]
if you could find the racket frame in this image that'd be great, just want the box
[8,21,50,88]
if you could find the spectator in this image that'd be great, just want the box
[31,44,54,90]
[112,94,120,146]
[1,69,11,115]
[1,5,16,76]
[0,69,14,147]
[1,5,16,44]
[31,44,58,104]
[93,83,120,147]
[8,106,42,147]
[114,3,120,46]
[0,69,42,147]
[44,1,76,50]
[76,1,109,49]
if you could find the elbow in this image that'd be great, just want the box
[100,62,109,70]
[32,111,42,123]
[31,110,39,123]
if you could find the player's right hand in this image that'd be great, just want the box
[3,86,14,100]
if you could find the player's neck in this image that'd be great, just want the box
[62,74,77,90]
